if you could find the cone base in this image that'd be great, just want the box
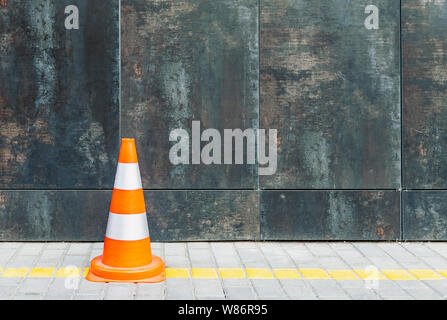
[86,255,165,283]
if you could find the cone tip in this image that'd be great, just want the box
[119,138,138,163]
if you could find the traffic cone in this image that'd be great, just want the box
[86,138,165,283]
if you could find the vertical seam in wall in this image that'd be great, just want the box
[257,0,262,241]
[399,0,404,241]
[118,0,122,140]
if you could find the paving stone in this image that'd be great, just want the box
[401,243,438,257]
[92,243,104,249]
[215,256,243,268]
[344,288,381,300]
[210,243,238,256]
[46,243,69,250]
[76,278,105,295]
[67,243,92,256]
[419,256,447,269]
[165,255,189,268]
[17,278,51,294]
[0,243,22,249]
[373,281,411,298]
[73,294,103,300]
[61,255,89,268]
[193,279,225,298]
[136,283,164,300]
[353,243,389,257]
[6,254,37,268]
[0,286,18,300]
[282,282,317,300]
[165,243,187,256]
[250,279,286,298]
[12,294,42,300]
[104,284,135,300]
[308,280,348,298]
[0,249,17,266]
[263,255,295,268]
[318,256,350,269]
[165,279,194,300]
[222,279,251,288]
[305,243,337,257]
[18,244,45,256]
[224,287,257,300]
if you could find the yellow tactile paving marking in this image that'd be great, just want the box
[1,268,29,278]
[382,269,415,280]
[354,269,387,280]
[437,270,447,278]
[409,269,444,280]
[1,267,447,280]
[218,268,246,279]
[328,269,359,280]
[299,268,331,279]
[273,269,301,279]
[55,267,81,278]
[28,267,55,278]
[165,268,190,278]
[191,268,218,279]
[246,268,274,279]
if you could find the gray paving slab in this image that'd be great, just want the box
[104,284,135,300]
[193,279,225,298]
[224,287,257,300]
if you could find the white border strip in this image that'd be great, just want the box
[114,163,142,190]
[106,212,149,241]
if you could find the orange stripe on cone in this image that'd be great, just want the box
[102,237,152,268]
[86,138,165,283]
[110,189,146,214]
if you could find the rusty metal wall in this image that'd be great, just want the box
[0,0,445,241]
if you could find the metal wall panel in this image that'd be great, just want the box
[0,0,120,189]
[260,0,401,189]
[121,0,259,189]
[261,191,400,240]
[403,0,447,189]
[0,190,259,241]
[403,191,447,240]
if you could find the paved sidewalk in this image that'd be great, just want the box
[1,242,447,300]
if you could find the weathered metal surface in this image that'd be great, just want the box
[0,191,111,241]
[121,0,259,189]
[261,191,400,240]
[0,190,259,241]
[403,0,447,189]
[260,0,401,189]
[0,0,120,188]
[403,191,447,240]
[145,191,259,241]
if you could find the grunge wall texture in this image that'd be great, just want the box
[0,0,445,241]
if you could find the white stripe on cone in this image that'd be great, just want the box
[114,163,143,190]
[106,212,149,241]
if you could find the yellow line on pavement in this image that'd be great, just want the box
[328,269,359,280]
[218,268,245,279]
[354,269,387,280]
[273,269,301,279]
[299,268,331,280]
[191,268,218,279]
[409,269,444,280]
[246,268,274,279]
[382,269,415,280]
[165,268,190,278]
[0,267,446,280]
[1,268,29,278]
[28,267,55,278]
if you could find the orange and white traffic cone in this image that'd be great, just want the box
[86,138,165,283]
